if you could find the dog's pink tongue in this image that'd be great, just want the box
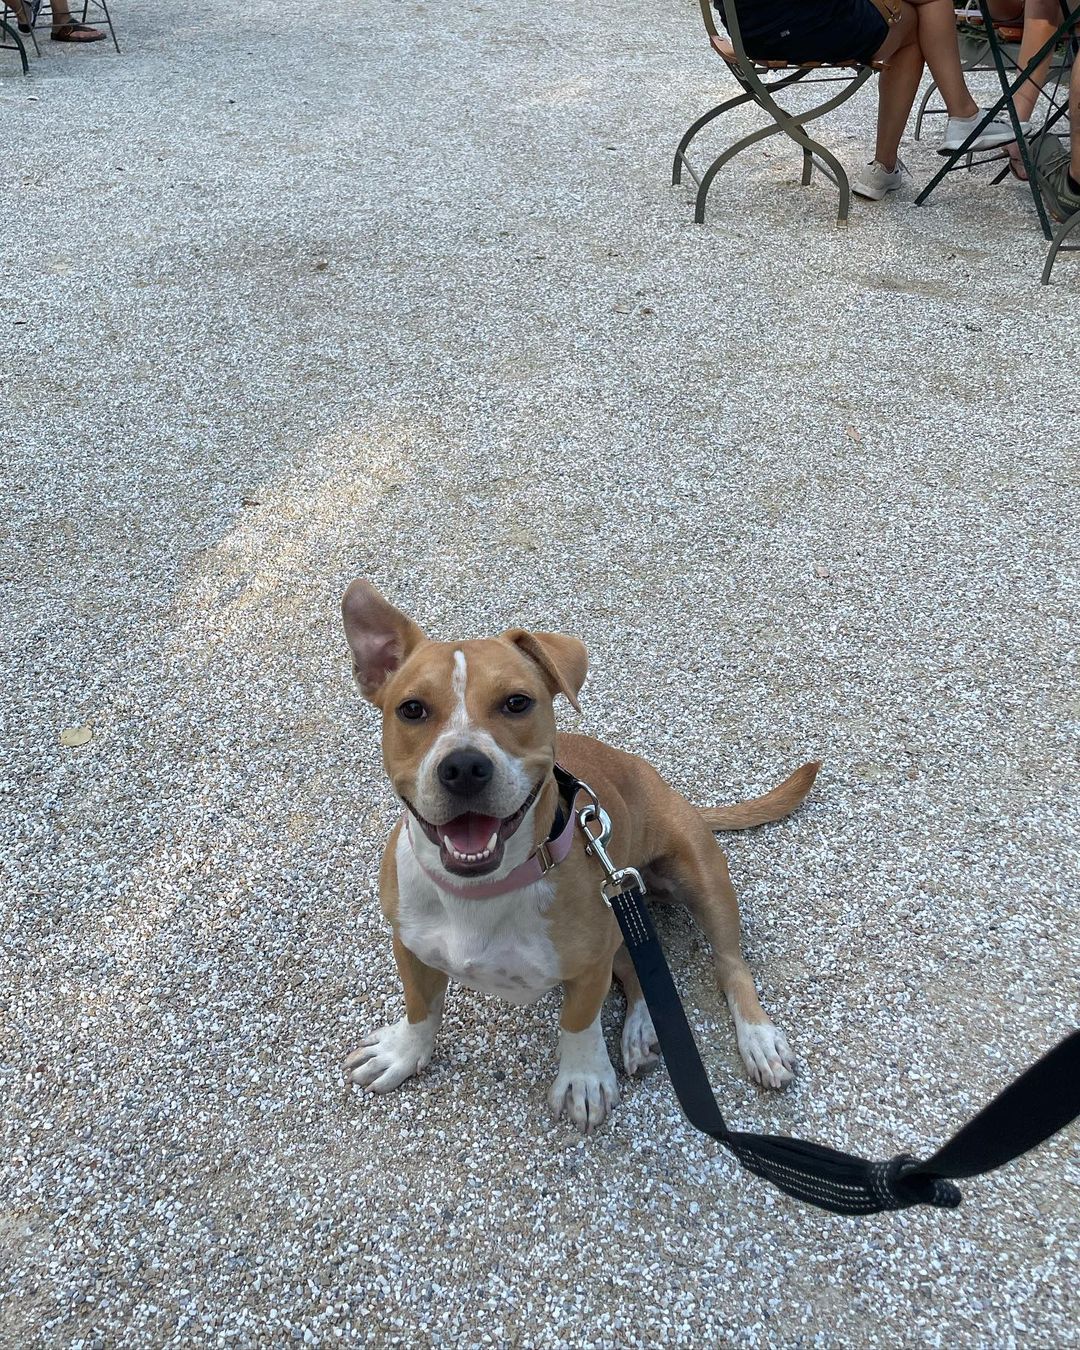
[442,813,500,854]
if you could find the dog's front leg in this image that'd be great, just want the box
[344,934,448,1094]
[548,961,620,1133]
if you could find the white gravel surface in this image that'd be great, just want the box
[2,1,1079,1346]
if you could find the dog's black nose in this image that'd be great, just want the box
[437,749,494,796]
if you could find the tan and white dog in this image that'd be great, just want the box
[342,579,819,1132]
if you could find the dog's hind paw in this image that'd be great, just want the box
[344,1016,437,1093]
[736,1021,796,1090]
[621,999,660,1077]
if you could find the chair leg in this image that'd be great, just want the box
[685,61,871,226]
[98,0,119,53]
[914,82,940,141]
[80,0,119,51]
[753,77,871,224]
[694,120,789,223]
[2,16,30,72]
[786,125,852,223]
[1041,209,1080,284]
[672,92,753,185]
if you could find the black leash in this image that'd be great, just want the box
[572,778,1080,1216]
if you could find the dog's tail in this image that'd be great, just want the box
[699,761,821,832]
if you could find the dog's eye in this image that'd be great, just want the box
[502,694,534,716]
[397,699,428,722]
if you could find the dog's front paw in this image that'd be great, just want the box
[548,1065,620,1133]
[344,1016,436,1093]
[737,1021,796,1090]
[548,1023,620,1133]
[621,1000,660,1077]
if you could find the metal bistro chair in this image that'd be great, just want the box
[673,0,885,225]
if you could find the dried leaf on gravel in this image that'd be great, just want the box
[845,425,863,443]
[59,725,93,747]
[813,563,831,579]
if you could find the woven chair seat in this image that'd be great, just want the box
[711,34,887,71]
[955,16,1025,42]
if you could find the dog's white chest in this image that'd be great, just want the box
[394,836,561,1005]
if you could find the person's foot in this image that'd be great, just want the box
[1005,141,1030,182]
[51,20,106,41]
[852,158,905,201]
[16,0,41,31]
[939,111,1018,154]
[1032,135,1080,224]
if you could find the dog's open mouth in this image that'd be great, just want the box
[407,782,541,878]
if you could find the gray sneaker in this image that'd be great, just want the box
[852,159,905,201]
[940,110,1017,153]
[1032,135,1080,224]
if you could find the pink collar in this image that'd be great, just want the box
[404,786,579,899]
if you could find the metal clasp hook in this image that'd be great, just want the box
[575,780,647,905]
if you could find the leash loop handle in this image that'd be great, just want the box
[602,871,1076,1216]
[567,768,1079,1217]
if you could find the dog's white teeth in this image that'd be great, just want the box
[485,832,498,852]
[442,837,494,864]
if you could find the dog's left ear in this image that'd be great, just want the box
[342,579,427,704]
[503,629,588,712]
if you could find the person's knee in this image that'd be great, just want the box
[1024,0,1062,18]
[875,3,917,59]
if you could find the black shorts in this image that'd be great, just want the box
[715,0,889,64]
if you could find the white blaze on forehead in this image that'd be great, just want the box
[450,650,469,729]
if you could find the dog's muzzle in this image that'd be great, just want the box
[403,780,542,878]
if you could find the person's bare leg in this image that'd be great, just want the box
[998,1,1076,176]
[908,0,980,117]
[870,0,990,170]
[1005,0,1065,122]
[873,8,926,169]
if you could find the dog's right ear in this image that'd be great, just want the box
[341,580,427,704]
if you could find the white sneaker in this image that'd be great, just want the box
[940,111,1020,153]
[852,159,904,200]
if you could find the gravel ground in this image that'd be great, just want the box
[2,1,1078,1346]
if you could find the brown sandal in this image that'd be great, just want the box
[51,20,105,41]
